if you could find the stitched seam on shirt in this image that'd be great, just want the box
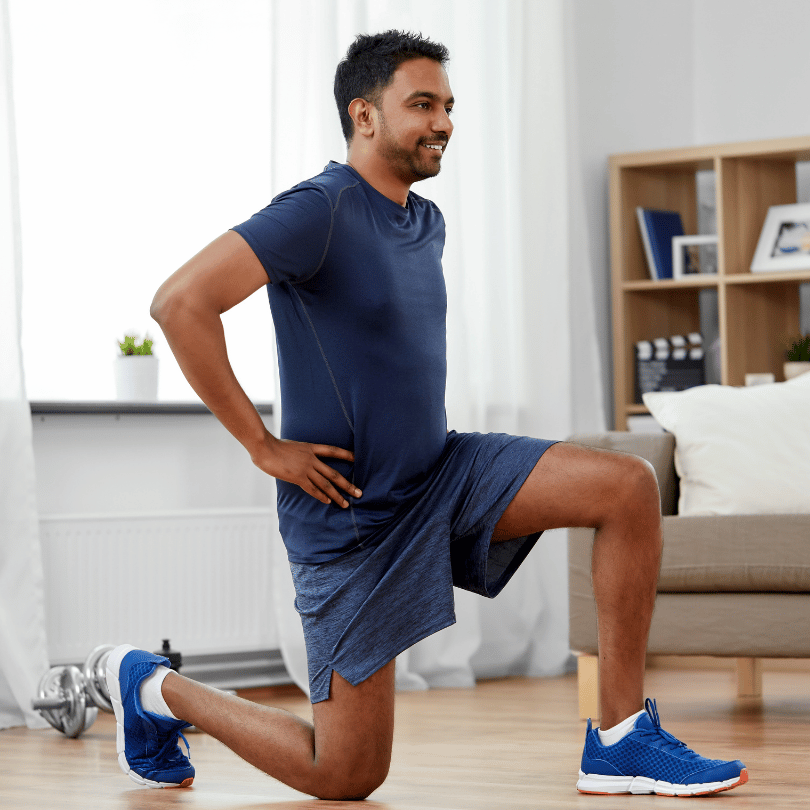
[296,180,360,285]
[289,286,354,432]
[288,285,361,544]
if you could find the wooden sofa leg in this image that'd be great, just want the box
[577,654,600,720]
[736,657,762,698]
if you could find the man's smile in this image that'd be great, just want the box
[420,140,447,154]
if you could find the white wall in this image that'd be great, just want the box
[693,0,810,145]
[32,412,274,515]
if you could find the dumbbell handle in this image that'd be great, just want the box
[33,696,71,711]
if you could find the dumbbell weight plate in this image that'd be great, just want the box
[36,666,69,733]
[83,644,114,713]
[59,666,96,738]
[36,665,96,738]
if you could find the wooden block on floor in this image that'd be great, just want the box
[577,653,600,720]
[736,657,763,698]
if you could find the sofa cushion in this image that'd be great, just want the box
[643,372,810,516]
[658,514,810,592]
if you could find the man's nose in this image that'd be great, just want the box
[433,111,453,136]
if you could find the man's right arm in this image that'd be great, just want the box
[150,230,361,508]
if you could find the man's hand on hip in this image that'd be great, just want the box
[253,436,362,508]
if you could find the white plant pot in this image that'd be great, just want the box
[115,355,159,401]
[784,361,810,381]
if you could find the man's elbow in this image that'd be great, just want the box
[150,283,180,326]
[149,291,167,326]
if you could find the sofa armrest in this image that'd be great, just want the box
[567,431,677,516]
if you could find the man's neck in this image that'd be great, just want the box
[346,150,410,208]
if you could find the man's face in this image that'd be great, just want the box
[374,57,454,183]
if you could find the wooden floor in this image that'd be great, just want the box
[2,666,808,809]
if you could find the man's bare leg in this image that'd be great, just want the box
[491,441,663,729]
[161,659,395,800]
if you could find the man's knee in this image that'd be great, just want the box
[610,453,661,516]
[314,761,389,800]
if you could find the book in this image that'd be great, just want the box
[636,208,685,280]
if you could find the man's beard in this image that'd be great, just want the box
[377,112,445,183]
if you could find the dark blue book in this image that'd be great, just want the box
[636,208,684,280]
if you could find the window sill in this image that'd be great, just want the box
[29,401,274,416]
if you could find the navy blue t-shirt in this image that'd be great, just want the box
[232,162,448,563]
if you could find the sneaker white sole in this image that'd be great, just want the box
[577,768,748,796]
[106,644,193,789]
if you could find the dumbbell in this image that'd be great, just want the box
[33,640,184,738]
[32,644,114,738]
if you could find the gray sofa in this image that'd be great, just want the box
[567,431,810,719]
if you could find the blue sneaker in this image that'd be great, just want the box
[105,644,195,788]
[577,698,748,796]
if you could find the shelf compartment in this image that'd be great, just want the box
[724,280,802,386]
[613,166,699,283]
[621,287,705,409]
[718,156,798,276]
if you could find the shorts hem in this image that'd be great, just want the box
[309,614,456,704]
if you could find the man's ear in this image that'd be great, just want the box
[348,97,376,138]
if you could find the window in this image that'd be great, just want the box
[12,0,276,401]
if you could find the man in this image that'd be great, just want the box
[106,31,747,800]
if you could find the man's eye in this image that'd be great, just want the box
[445,107,453,116]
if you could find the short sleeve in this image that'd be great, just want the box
[231,185,333,285]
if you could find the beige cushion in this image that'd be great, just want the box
[658,514,810,592]
[568,526,810,657]
[570,589,810,657]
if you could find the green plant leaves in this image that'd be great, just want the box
[785,334,810,362]
[118,335,153,355]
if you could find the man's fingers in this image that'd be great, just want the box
[313,443,355,462]
[313,455,362,498]
[311,471,351,508]
[305,481,331,506]
[315,461,362,501]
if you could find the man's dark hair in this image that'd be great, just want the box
[334,30,450,143]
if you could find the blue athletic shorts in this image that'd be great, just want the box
[289,430,560,702]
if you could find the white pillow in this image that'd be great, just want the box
[643,372,810,516]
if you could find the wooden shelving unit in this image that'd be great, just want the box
[610,135,810,430]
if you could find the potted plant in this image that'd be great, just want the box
[115,334,158,401]
[784,333,810,380]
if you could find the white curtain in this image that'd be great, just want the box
[270,0,606,696]
[0,0,49,729]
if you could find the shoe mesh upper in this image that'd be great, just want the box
[582,699,740,785]
[118,650,194,782]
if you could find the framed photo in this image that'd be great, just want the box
[751,203,810,273]
[671,235,718,280]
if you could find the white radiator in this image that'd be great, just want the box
[39,509,280,677]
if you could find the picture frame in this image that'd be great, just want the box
[671,235,718,280]
[751,203,810,273]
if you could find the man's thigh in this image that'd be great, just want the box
[491,440,649,541]
[311,659,396,789]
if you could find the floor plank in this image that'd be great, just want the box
[1,667,807,808]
